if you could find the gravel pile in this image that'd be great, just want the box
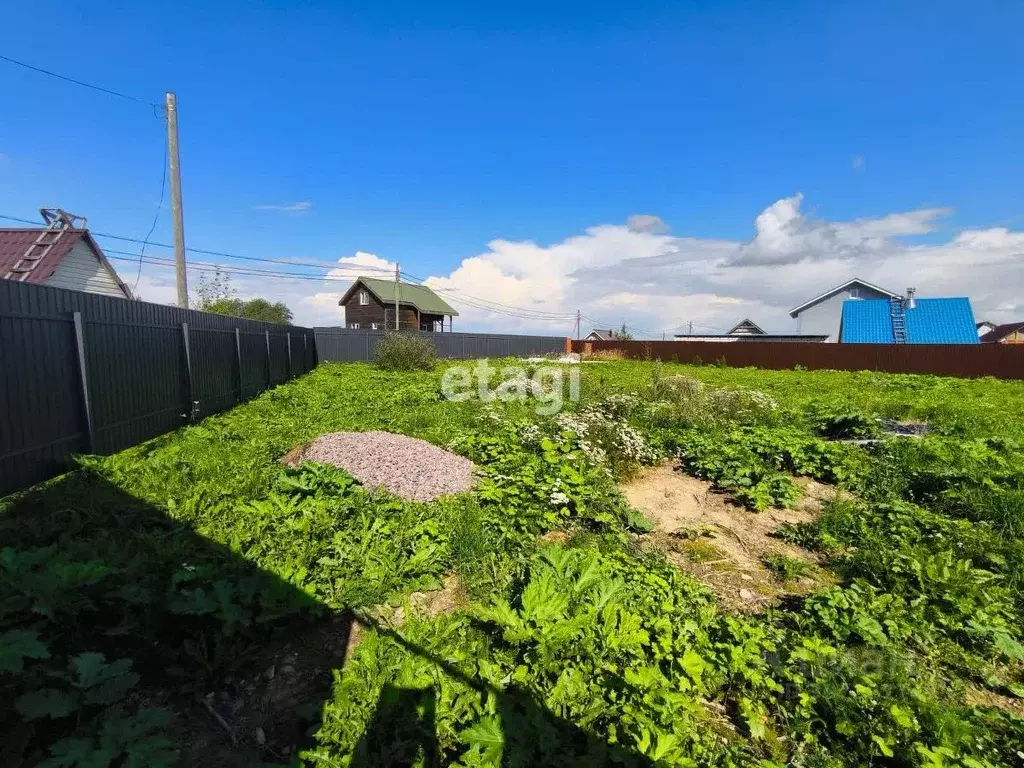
[296,431,477,502]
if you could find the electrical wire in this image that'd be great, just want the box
[133,139,168,293]
[105,252,578,322]
[398,269,576,319]
[0,53,157,106]
[0,215,397,277]
[2,213,713,328]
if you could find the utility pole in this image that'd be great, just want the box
[688,321,693,336]
[165,92,188,308]
[575,309,581,340]
[394,263,400,331]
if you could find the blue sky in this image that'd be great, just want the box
[1,1,1022,332]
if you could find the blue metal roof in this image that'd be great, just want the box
[840,298,978,344]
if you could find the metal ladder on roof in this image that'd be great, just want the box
[3,208,85,282]
[889,296,907,344]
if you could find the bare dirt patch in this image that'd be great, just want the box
[344,574,467,662]
[283,431,477,502]
[965,687,1024,719]
[171,612,354,766]
[621,463,831,611]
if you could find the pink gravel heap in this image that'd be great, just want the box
[296,431,477,502]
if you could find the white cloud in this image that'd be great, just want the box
[252,201,314,213]
[129,194,1024,334]
[626,214,669,234]
[418,195,1023,335]
[852,154,864,172]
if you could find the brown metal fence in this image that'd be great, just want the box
[570,339,1024,380]
[0,280,317,497]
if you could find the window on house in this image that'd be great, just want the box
[849,287,860,298]
[371,323,378,330]
[358,290,369,305]
[349,322,360,329]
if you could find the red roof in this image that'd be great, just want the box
[0,227,131,297]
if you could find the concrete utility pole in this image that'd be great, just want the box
[165,92,188,308]
[394,263,400,330]
[575,309,581,340]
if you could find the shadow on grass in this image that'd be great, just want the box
[348,615,657,768]
[2,470,656,767]
[0,469,349,766]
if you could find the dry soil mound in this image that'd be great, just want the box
[291,431,477,502]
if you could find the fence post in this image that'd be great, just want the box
[286,331,293,379]
[71,312,95,452]
[182,322,195,421]
[234,328,243,401]
[265,330,272,387]
[365,331,370,362]
[461,334,466,360]
[303,333,308,372]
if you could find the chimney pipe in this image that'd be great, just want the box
[905,287,916,310]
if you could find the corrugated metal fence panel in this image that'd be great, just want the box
[0,280,316,497]
[190,328,240,420]
[85,320,186,455]
[0,312,86,491]
[268,333,290,384]
[313,328,567,362]
[238,331,270,399]
[568,339,1024,380]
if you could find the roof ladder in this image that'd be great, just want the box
[889,296,907,344]
[3,208,85,282]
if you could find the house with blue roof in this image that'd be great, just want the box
[839,291,979,344]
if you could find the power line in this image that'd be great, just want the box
[0,53,156,106]
[0,215,397,276]
[397,272,574,320]
[133,139,168,293]
[398,269,575,319]
[106,252,577,323]
[2,213,695,327]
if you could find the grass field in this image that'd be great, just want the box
[3,359,1024,767]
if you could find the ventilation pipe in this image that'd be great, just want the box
[905,288,917,310]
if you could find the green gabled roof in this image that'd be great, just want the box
[345,276,459,316]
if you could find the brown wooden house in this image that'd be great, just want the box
[338,276,458,331]
[979,322,1024,344]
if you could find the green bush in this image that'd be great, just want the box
[373,332,437,371]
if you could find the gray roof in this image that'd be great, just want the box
[788,278,899,317]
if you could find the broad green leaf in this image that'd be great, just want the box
[16,688,78,720]
[0,629,49,672]
[871,734,894,758]
[461,715,504,762]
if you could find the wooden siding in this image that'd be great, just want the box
[44,239,127,298]
[340,291,433,330]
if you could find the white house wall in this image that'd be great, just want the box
[795,286,891,340]
[44,240,127,298]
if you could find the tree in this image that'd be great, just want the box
[612,323,634,341]
[194,269,294,325]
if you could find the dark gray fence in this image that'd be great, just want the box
[0,280,316,497]
[314,327,568,362]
